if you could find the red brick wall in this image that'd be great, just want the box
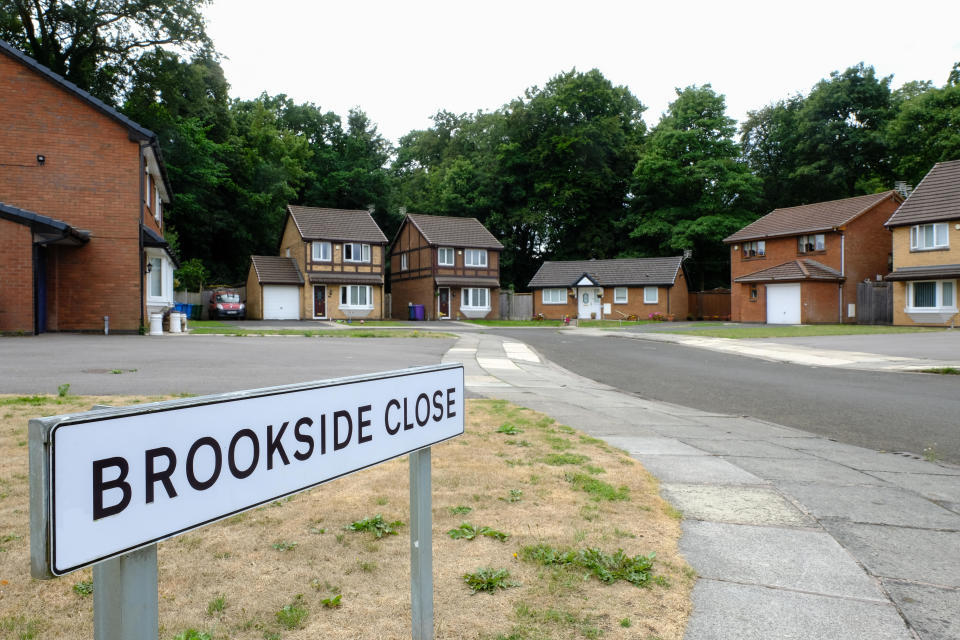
[801,281,842,323]
[532,271,689,321]
[0,52,146,332]
[841,198,897,322]
[0,220,35,332]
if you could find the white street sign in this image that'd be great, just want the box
[30,364,464,577]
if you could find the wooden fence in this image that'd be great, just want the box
[688,289,731,320]
[856,281,892,325]
[499,292,533,320]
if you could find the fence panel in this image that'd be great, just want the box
[688,289,731,320]
[499,292,533,320]
[856,282,892,325]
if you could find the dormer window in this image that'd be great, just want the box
[798,234,825,253]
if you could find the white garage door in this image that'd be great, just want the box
[766,283,801,324]
[263,285,301,320]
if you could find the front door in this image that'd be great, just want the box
[313,285,326,318]
[438,287,450,319]
[577,288,601,319]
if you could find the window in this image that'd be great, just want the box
[910,223,948,250]
[743,240,765,257]
[154,186,162,224]
[908,280,956,310]
[462,288,489,308]
[643,286,658,304]
[542,288,565,304]
[464,249,487,267]
[312,241,331,262]
[340,285,372,308]
[798,234,825,253]
[438,247,455,266]
[148,257,162,297]
[400,253,408,271]
[343,243,371,262]
[614,287,628,303]
[749,285,759,301]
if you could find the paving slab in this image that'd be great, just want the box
[810,448,960,476]
[646,424,758,440]
[602,436,708,456]
[633,455,766,485]
[724,456,888,486]
[687,416,807,439]
[684,580,913,640]
[681,521,884,600]
[882,579,960,640]
[780,483,960,529]
[868,471,960,507]
[680,437,818,459]
[823,522,960,587]
[662,485,814,526]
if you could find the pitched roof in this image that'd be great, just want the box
[404,213,503,249]
[250,256,304,285]
[734,259,843,283]
[724,191,900,243]
[527,257,684,288]
[0,39,172,197]
[288,206,388,243]
[885,263,960,281]
[885,159,960,228]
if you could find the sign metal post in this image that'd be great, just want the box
[93,544,158,640]
[409,447,433,640]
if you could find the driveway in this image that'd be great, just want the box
[747,330,960,361]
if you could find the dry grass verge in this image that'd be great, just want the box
[0,394,692,640]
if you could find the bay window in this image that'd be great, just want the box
[908,280,955,310]
[340,285,372,308]
[462,288,490,309]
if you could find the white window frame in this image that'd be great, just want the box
[339,285,373,309]
[312,241,332,262]
[542,288,566,304]
[906,280,956,312]
[464,249,487,268]
[461,288,490,309]
[743,240,765,257]
[145,250,173,307]
[343,243,371,263]
[400,253,408,271]
[614,287,628,304]
[643,286,658,304]
[798,234,825,253]
[438,247,455,266]
[910,223,949,251]
[154,185,162,224]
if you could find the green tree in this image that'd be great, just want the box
[623,85,761,288]
[0,0,214,103]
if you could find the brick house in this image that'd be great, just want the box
[389,214,502,320]
[0,39,174,334]
[528,257,689,320]
[885,160,960,326]
[246,206,388,320]
[725,192,902,324]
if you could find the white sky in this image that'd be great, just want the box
[204,0,960,145]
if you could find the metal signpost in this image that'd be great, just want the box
[30,364,464,640]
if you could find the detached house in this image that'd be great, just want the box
[725,192,901,324]
[389,214,502,320]
[0,39,174,334]
[246,206,388,320]
[885,160,960,326]
[528,257,689,320]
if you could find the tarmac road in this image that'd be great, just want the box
[490,329,960,464]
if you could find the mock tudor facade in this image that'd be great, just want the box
[389,214,502,320]
[0,39,174,334]
[246,206,388,320]
[528,257,689,321]
[885,160,960,326]
[725,192,901,324]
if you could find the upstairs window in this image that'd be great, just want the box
[743,240,765,258]
[438,247,455,266]
[400,253,408,271]
[798,234,825,253]
[464,249,487,267]
[343,243,371,263]
[910,223,948,251]
[312,241,331,262]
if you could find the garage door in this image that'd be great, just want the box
[263,285,301,320]
[766,283,801,324]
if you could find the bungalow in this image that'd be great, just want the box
[528,257,689,320]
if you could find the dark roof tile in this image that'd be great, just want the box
[250,256,304,285]
[288,206,387,243]
[885,160,960,227]
[528,257,683,288]
[405,213,503,249]
[725,192,900,243]
[886,263,960,281]
[308,272,383,285]
[734,259,843,283]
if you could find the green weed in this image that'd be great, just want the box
[207,595,226,615]
[271,541,297,552]
[0,533,22,551]
[921,367,960,375]
[500,489,523,503]
[620,617,632,628]
[448,505,473,516]
[173,631,211,640]
[497,423,523,435]
[275,595,308,629]
[57,383,70,398]
[541,453,589,466]
[0,615,42,640]
[463,568,517,594]
[567,473,629,501]
[519,543,656,588]
[321,593,342,608]
[447,523,509,542]
[348,514,404,538]
[72,579,94,597]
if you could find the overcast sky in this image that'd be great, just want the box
[203,0,960,145]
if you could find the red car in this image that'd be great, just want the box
[209,290,246,320]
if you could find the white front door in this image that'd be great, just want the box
[577,288,602,319]
[263,285,301,320]
[766,283,801,324]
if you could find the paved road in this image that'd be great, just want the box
[490,329,960,464]
[0,333,455,396]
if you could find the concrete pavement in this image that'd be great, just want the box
[445,332,960,639]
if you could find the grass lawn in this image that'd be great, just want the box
[187,321,451,338]
[578,319,658,328]
[665,324,945,339]
[463,319,566,327]
[0,395,692,640]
